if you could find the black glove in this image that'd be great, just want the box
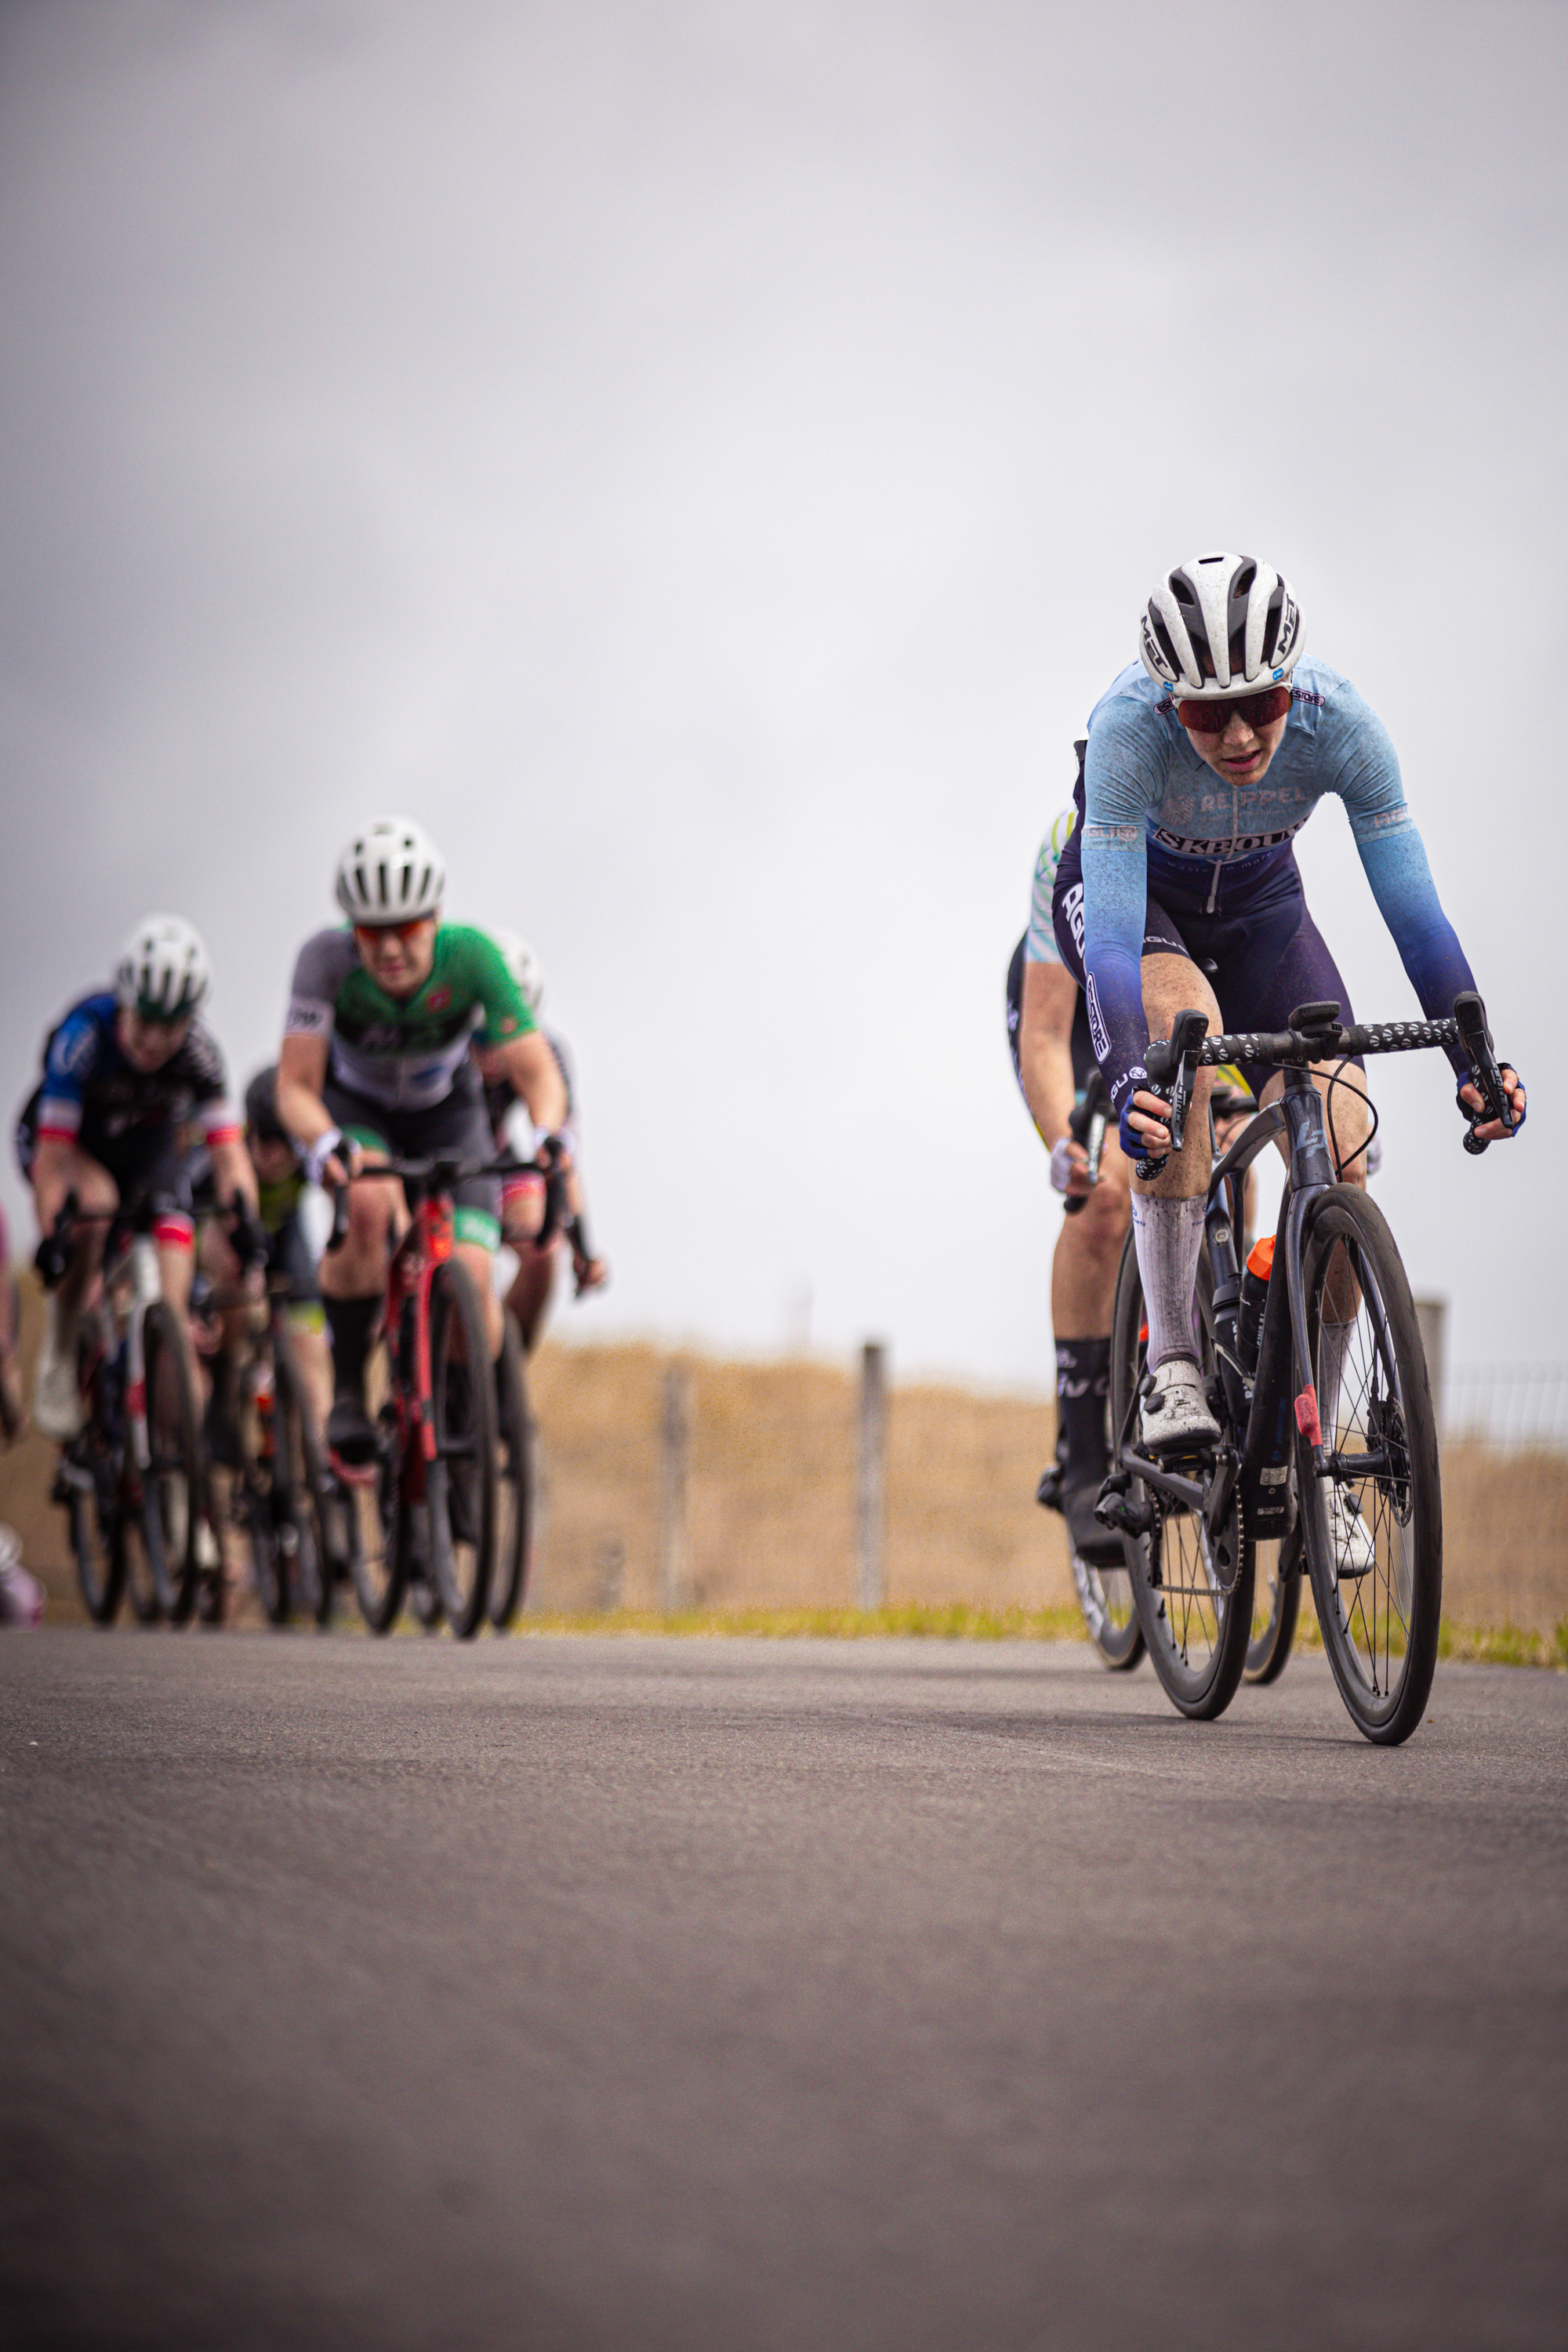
[34,1229,72,1290]
[1457,1064,1525,1155]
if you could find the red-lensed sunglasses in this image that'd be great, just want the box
[354,917,431,943]
[1175,685,1292,736]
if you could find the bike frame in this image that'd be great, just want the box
[379,1186,456,1492]
[1109,991,1509,1553]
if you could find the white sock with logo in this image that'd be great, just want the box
[1131,1194,1207,1370]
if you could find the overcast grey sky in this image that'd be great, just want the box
[1,0,1561,1388]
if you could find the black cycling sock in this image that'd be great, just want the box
[1055,1336,1111,1486]
[325,1295,379,1402]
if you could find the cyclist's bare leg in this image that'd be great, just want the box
[506,1239,560,1353]
[1130,953,1221,1198]
[1050,1126,1131,1334]
[289,1317,333,1431]
[454,1241,503,1357]
[318,1149,404,1301]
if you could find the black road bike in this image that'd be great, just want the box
[45,1192,205,1625]
[198,1196,341,1628]
[1098,992,1514,1745]
[331,1156,532,1639]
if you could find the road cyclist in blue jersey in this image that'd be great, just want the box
[1051,551,1525,1531]
[16,915,259,1445]
[275,816,572,1463]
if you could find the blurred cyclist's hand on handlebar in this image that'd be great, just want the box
[1048,1137,1096,1197]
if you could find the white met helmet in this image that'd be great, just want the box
[335,815,446,924]
[485,926,546,1013]
[1138,552,1304,700]
[115,914,210,1020]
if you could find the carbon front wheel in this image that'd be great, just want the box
[1109,1233,1253,1722]
[69,1475,126,1624]
[426,1262,496,1639]
[1297,1189,1441,1745]
[142,1304,201,1624]
[488,1311,533,1631]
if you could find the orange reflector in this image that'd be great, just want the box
[1247,1233,1276,1280]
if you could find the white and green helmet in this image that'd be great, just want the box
[335,815,446,924]
[115,914,211,1020]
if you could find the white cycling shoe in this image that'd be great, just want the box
[1327,1485,1377,1579]
[1139,1356,1221,1455]
[32,1304,82,1443]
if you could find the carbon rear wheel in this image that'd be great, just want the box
[1109,1232,1253,1722]
[1245,1521,1304,1685]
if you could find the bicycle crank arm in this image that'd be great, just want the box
[1116,1443,1207,1515]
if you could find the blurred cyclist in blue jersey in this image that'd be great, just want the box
[16,916,257,1442]
[1050,552,1525,1458]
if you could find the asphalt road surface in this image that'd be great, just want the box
[2,1632,1565,2352]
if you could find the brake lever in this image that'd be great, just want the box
[1135,1009,1208,1178]
[1453,990,1514,1153]
[1064,1071,1109,1217]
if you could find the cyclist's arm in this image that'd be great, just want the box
[1017,963,1081,1147]
[276,1031,336,1149]
[28,1008,98,1229]
[1079,706,1168,1140]
[208,1134,259,1217]
[492,1030,569,1138]
[29,1138,79,1236]
[1328,688,1479,1071]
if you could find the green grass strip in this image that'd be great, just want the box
[514,1602,1088,1642]
[507,1601,1568,1665]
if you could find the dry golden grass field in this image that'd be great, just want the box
[3,1277,1565,1650]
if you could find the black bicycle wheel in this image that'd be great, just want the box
[274,1334,335,1628]
[1109,1232,1254,1721]
[141,1303,201,1624]
[343,1330,408,1633]
[1069,1544,1144,1671]
[245,1474,289,1624]
[67,1460,127,1624]
[426,1261,496,1639]
[1296,1189,1441,1745]
[123,1512,162,1623]
[1245,1521,1304,1685]
[488,1309,533,1631]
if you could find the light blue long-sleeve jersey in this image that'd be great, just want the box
[1077,655,1475,1087]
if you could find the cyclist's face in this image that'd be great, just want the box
[249,1133,296,1184]
[354,915,437,996]
[1186,700,1289,787]
[117,1007,191,1071]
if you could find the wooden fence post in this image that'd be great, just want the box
[857,1341,887,1611]
[659,1363,692,1611]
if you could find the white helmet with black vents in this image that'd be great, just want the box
[335,816,446,924]
[1138,552,1304,701]
[115,914,211,1019]
[485,926,546,1014]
